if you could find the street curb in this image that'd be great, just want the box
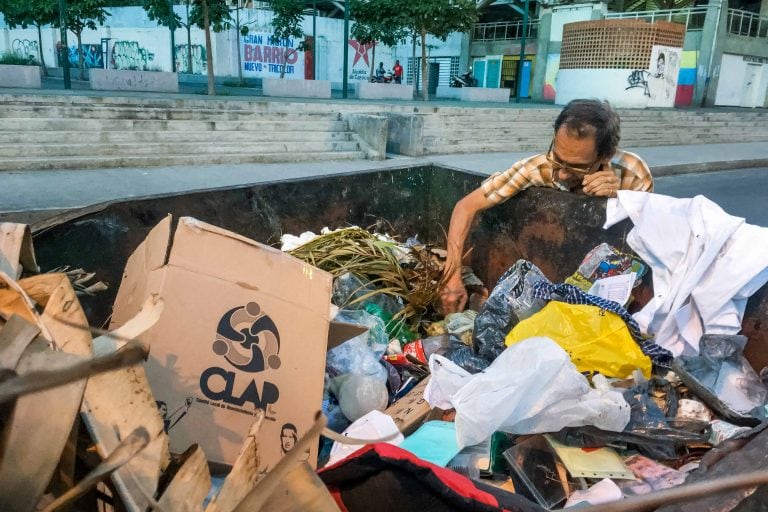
[653,159,768,177]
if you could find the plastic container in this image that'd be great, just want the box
[502,436,575,510]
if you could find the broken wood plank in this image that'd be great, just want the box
[0,223,37,279]
[41,427,152,512]
[76,296,169,512]
[232,412,330,512]
[206,412,265,512]
[0,271,42,328]
[0,340,148,403]
[0,314,40,369]
[260,461,340,512]
[0,345,87,512]
[157,445,211,512]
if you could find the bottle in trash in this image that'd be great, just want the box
[403,335,453,364]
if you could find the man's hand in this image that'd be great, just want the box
[582,170,620,197]
[439,278,468,315]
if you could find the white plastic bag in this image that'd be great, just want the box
[451,337,631,448]
[424,354,472,410]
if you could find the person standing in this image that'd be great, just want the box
[393,60,403,84]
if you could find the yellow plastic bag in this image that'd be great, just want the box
[505,301,651,379]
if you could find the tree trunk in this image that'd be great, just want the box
[202,0,215,95]
[370,41,376,80]
[186,25,192,73]
[411,32,417,92]
[36,24,48,77]
[420,29,428,101]
[76,31,85,81]
[236,8,244,85]
[186,0,193,73]
[280,49,297,79]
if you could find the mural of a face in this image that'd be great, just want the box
[656,53,666,78]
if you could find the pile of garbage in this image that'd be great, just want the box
[284,215,768,510]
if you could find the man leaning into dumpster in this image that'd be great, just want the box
[439,98,654,314]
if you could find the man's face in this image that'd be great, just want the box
[549,126,601,191]
[281,429,296,452]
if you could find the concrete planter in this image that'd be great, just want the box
[262,78,331,99]
[0,65,42,89]
[436,86,511,103]
[354,82,414,100]
[90,69,179,93]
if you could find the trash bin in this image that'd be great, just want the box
[428,62,440,95]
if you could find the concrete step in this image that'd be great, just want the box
[0,105,343,121]
[0,140,362,158]
[0,117,349,132]
[0,130,354,144]
[0,151,368,171]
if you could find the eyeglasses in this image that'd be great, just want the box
[546,137,601,177]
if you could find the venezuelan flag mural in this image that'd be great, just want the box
[675,51,698,107]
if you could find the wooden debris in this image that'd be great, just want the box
[232,412,337,512]
[42,427,152,512]
[0,222,38,279]
[260,461,341,512]
[0,314,40,369]
[0,340,148,404]
[206,412,265,512]
[157,445,212,512]
[0,344,87,512]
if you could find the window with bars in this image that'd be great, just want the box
[406,57,460,87]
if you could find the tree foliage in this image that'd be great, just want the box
[0,0,57,29]
[349,0,476,99]
[269,0,312,77]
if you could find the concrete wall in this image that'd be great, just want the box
[555,46,682,108]
[714,53,768,107]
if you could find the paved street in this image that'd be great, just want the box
[656,167,768,227]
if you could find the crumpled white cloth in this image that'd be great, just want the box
[604,191,768,356]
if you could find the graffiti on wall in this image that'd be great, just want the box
[648,45,682,108]
[175,44,206,74]
[626,69,651,97]
[12,39,39,62]
[241,33,305,78]
[54,43,103,68]
[111,40,155,71]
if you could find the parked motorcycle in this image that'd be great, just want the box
[450,69,478,87]
[371,72,395,84]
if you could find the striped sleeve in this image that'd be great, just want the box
[615,151,654,192]
[481,154,550,205]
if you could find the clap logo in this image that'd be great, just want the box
[200,302,280,410]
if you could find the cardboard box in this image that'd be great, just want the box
[383,376,431,435]
[111,216,333,468]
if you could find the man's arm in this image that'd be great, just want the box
[440,187,495,314]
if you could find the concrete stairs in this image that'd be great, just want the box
[421,107,768,155]
[0,95,368,171]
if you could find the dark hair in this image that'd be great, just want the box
[657,53,666,63]
[281,423,298,435]
[553,99,621,160]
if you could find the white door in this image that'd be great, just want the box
[740,64,761,107]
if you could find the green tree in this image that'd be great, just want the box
[623,0,696,11]
[62,0,110,80]
[350,0,410,79]
[0,0,57,75]
[270,0,310,79]
[410,0,476,100]
[142,0,185,71]
[350,0,476,100]
[224,0,258,85]
[190,0,229,94]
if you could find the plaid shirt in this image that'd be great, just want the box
[481,150,654,205]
